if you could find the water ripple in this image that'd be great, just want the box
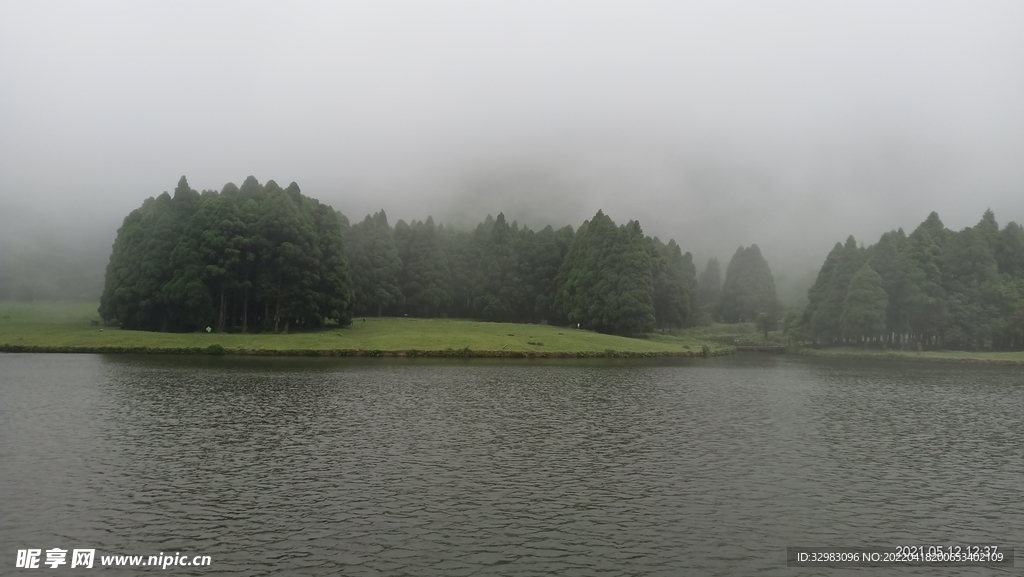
[1,354,1021,575]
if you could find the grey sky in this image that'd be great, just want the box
[2,1,1022,299]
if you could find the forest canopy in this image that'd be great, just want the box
[797,210,1024,351]
[97,177,1023,349]
[100,176,353,332]
[99,177,706,336]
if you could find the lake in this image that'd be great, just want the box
[1,353,1020,575]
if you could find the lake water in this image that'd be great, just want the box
[1,353,1021,575]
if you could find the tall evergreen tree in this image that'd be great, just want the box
[555,211,655,335]
[649,237,692,330]
[346,210,403,316]
[840,263,889,344]
[310,198,354,326]
[441,225,478,318]
[866,229,910,346]
[100,176,201,330]
[516,224,574,323]
[395,217,452,317]
[696,258,722,310]
[471,213,523,321]
[804,236,864,343]
[902,223,946,346]
[718,244,781,323]
[995,222,1024,278]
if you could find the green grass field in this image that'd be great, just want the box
[0,302,729,357]
[798,346,1024,364]
[671,322,786,347]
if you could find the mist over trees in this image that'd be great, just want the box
[696,258,722,309]
[717,245,782,324]
[798,210,1024,351]
[85,175,1024,348]
[87,174,1024,349]
[0,245,106,302]
[98,178,701,336]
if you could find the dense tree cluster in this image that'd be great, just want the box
[799,210,1024,350]
[554,211,695,334]
[691,246,782,327]
[350,209,696,335]
[100,176,353,332]
[345,211,577,323]
[101,180,700,336]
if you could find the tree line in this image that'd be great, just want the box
[102,177,752,336]
[691,244,784,336]
[792,210,1024,351]
[343,209,699,334]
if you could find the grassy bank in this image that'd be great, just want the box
[0,302,730,357]
[674,322,785,347]
[798,346,1024,365]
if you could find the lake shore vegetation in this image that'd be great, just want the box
[98,176,705,337]
[791,210,1024,352]
[1,302,727,357]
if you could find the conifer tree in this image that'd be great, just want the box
[840,263,888,344]
[471,213,523,321]
[649,237,692,330]
[346,210,403,316]
[396,217,452,317]
[800,210,1024,351]
[555,211,655,335]
[718,244,781,323]
[806,236,864,343]
[696,258,722,310]
[100,176,353,332]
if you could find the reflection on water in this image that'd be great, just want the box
[1,353,1021,575]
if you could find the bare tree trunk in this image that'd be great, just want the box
[217,286,226,333]
[274,297,280,334]
[242,286,249,333]
[274,279,282,333]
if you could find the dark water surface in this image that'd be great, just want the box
[1,353,1021,575]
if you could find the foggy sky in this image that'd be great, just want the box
[2,1,1023,301]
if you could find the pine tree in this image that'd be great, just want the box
[649,237,691,330]
[806,236,864,344]
[396,217,452,317]
[718,244,781,323]
[100,176,354,332]
[696,258,721,310]
[471,213,523,321]
[346,210,403,316]
[555,211,654,335]
[840,263,889,344]
[866,229,909,346]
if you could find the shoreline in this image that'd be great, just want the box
[0,343,727,358]
[796,347,1024,365]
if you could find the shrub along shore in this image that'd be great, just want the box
[0,302,728,358]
